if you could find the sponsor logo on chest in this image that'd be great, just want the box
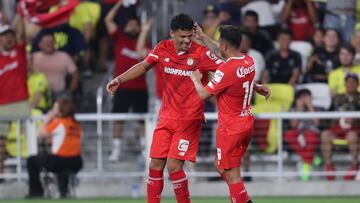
[164,67,193,77]
[236,65,255,78]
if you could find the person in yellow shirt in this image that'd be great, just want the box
[6,69,51,158]
[328,44,360,97]
[27,70,52,112]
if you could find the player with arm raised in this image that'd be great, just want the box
[191,25,263,203]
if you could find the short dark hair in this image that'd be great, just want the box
[295,89,311,99]
[277,28,293,38]
[244,10,258,22]
[57,98,75,118]
[219,25,242,49]
[170,14,194,31]
[340,44,356,56]
[345,73,359,83]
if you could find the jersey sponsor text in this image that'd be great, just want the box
[164,67,193,77]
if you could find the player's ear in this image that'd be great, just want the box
[220,42,227,52]
[170,30,175,38]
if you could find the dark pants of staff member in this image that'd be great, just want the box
[27,155,83,198]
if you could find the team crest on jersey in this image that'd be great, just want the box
[164,57,170,62]
[187,57,194,66]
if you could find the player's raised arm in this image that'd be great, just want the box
[105,0,122,35]
[106,60,152,95]
[194,23,224,61]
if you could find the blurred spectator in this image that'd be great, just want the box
[242,10,274,56]
[0,17,30,178]
[311,0,327,24]
[27,99,83,197]
[27,66,52,112]
[0,0,16,24]
[240,29,265,82]
[96,0,138,71]
[311,28,324,49]
[201,4,218,35]
[216,0,244,26]
[241,0,284,38]
[50,1,101,76]
[304,29,340,83]
[321,74,360,181]
[32,34,79,100]
[351,29,360,66]
[284,89,319,181]
[281,0,317,41]
[328,44,360,97]
[202,6,232,41]
[135,18,163,103]
[262,29,301,86]
[323,0,356,42]
[31,24,86,63]
[105,1,148,162]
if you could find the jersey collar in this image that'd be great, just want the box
[226,55,245,62]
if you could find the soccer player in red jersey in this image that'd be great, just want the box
[191,25,269,203]
[107,14,269,203]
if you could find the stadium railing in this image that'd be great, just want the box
[0,111,359,183]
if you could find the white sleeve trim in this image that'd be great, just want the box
[149,53,159,59]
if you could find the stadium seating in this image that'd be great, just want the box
[253,84,294,153]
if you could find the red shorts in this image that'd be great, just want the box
[216,116,254,169]
[150,118,203,162]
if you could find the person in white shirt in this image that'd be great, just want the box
[240,29,266,82]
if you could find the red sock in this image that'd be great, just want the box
[147,168,164,203]
[228,181,250,203]
[169,169,191,203]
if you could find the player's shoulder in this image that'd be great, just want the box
[152,39,174,54]
[227,54,253,66]
[244,54,255,65]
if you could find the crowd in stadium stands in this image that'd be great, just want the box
[0,0,360,194]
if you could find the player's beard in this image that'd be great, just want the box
[124,31,139,39]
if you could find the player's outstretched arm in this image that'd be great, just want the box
[106,60,152,95]
[190,70,212,100]
[253,82,271,100]
[194,23,225,61]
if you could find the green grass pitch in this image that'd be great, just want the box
[1,197,359,203]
